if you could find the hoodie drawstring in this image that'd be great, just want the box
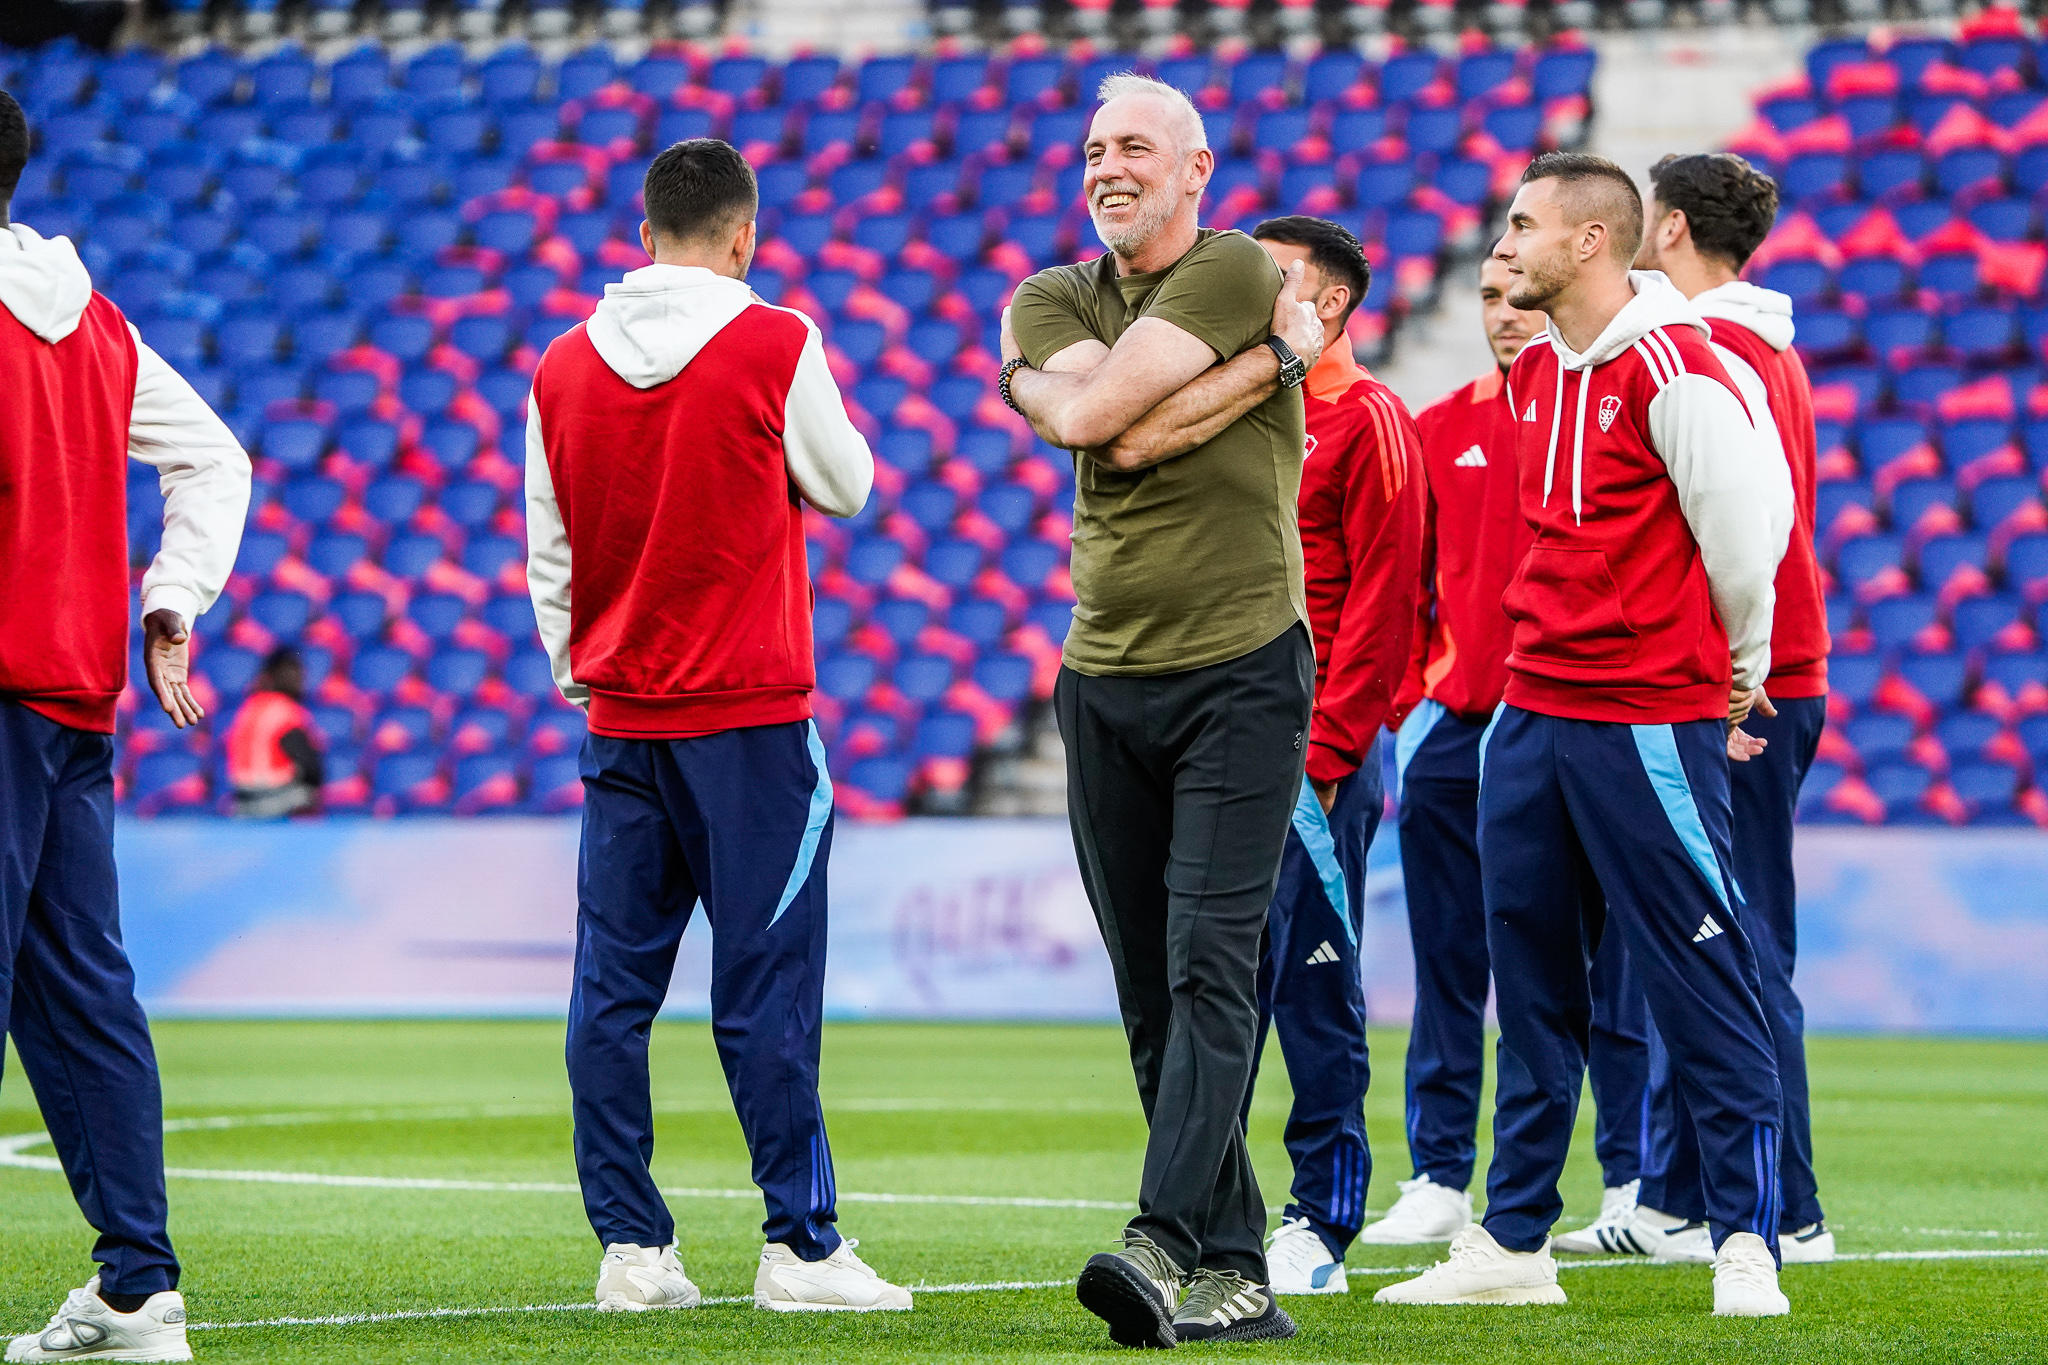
[1571,367,1590,526]
[1541,360,1565,510]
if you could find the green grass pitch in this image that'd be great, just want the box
[2,1021,2044,1362]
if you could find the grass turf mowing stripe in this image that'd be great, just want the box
[176,1250,2048,1334]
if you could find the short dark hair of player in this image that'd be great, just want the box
[1252,215,1371,324]
[642,138,758,246]
[0,90,30,207]
[1520,151,1644,263]
[1647,152,1781,272]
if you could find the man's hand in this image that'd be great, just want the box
[143,608,205,729]
[1273,259,1327,367]
[1728,685,1777,729]
[1313,777,1338,815]
[1727,725,1767,762]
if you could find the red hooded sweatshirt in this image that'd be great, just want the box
[1298,345,1424,784]
[1393,366,1531,728]
[0,222,248,733]
[1502,272,1792,725]
[526,264,875,740]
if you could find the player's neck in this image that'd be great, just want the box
[1660,252,1739,301]
[651,250,742,280]
[1113,216,1200,277]
[1547,271,1637,354]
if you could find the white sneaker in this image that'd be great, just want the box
[1780,1222,1835,1264]
[5,1278,191,1362]
[1355,1175,1472,1245]
[1373,1224,1568,1306]
[1713,1231,1790,1317]
[1551,1180,1644,1254]
[1617,1205,1715,1263]
[1265,1217,1347,1295]
[754,1238,912,1312]
[595,1243,701,1312]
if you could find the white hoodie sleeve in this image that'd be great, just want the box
[783,321,874,518]
[127,331,252,627]
[523,400,588,709]
[1710,343,1797,566]
[1647,371,1790,692]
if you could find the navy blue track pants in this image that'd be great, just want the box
[1640,695,1827,1231]
[0,701,178,1295]
[1246,739,1381,1259]
[1477,706,1783,1257]
[1393,701,1648,1194]
[567,720,842,1261]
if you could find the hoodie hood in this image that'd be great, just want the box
[1542,270,1708,371]
[0,223,94,344]
[1690,279,1797,352]
[1535,272,1711,527]
[585,263,758,389]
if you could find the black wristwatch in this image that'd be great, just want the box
[998,356,1030,414]
[1265,335,1308,389]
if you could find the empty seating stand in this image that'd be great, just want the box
[1732,11,2048,826]
[0,33,1592,816]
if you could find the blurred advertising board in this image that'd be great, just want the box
[116,819,2048,1033]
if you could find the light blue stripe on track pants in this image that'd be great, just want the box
[1244,735,1381,1259]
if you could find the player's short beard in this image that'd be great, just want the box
[1506,245,1571,313]
[1091,177,1179,259]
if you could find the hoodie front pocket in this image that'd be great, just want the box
[1504,546,1639,669]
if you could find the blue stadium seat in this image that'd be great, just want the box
[1865,762,1934,821]
[1867,595,1938,651]
[1830,650,1884,710]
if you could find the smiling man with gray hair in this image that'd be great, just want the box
[998,74,1327,1349]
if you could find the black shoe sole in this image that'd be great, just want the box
[1077,1255,1178,1349]
[1175,1305,1299,1344]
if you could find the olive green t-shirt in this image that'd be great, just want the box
[1009,228,1310,677]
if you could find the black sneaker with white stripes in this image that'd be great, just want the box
[1169,1270,1298,1344]
[1077,1232,1184,1350]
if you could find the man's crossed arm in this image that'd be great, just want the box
[1001,260,1326,472]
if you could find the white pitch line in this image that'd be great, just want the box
[0,1125,1129,1212]
[173,1249,2048,1334]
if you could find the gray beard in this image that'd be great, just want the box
[1091,193,1177,260]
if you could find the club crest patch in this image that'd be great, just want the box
[1303,433,1319,459]
[1598,395,1622,432]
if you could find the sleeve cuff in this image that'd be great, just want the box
[141,585,202,628]
[1305,740,1357,786]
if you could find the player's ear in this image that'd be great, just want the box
[733,217,757,269]
[639,219,657,260]
[1320,285,1349,323]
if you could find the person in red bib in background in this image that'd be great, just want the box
[226,648,325,818]
[1242,216,1423,1297]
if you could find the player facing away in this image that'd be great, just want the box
[1003,74,1331,1348]
[524,139,910,1314]
[1242,218,1423,1296]
[0,90,252,1364]
[1606,152,1835,1266]
[1376,153,1796,1318]
[1361,258,1649,1251]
